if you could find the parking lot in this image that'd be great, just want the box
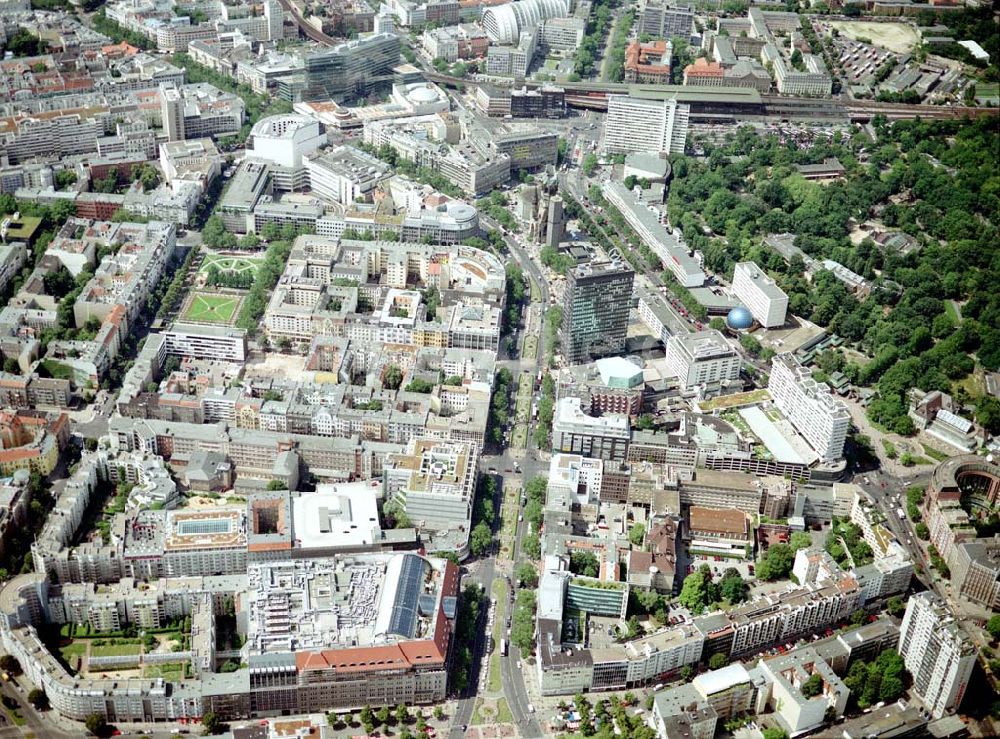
[585,615,633,649]
[834,38,898,87]
[678,526,827,597]
[685,555,756,581]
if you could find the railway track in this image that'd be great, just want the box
[426,71,993,121]
[277,0,337,46]
[842,99,994,121]
[285,14,996,123]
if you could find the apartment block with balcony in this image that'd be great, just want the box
[768,356,849,463]
[732,261,788,328]
[898,593,975,718]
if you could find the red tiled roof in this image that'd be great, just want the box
[625,40,671,74]
[684,58,724,78]
[0,448,39,463]
[295,641,445,674]
[101,41,140,57]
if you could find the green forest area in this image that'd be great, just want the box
[666,115,1000,436]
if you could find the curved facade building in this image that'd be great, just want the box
[249,115,326,170]
[248,114,327,191]
[434,199,479,232]
[482,0,570,44]
[924,454,1000,568]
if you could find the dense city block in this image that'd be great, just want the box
[0,0,996,737]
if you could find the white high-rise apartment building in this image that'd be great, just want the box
[732,261,788,328]
[264,0,284,41]
[160,83,186,142]
[602,96,690,156]
[665,330,741,390]
[768,356,849,462]
[898,593,976,718]
[374,8,395,35]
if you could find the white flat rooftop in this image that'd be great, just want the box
[292,481,382,550]
[692,662,751,696]
[739,406,811,465]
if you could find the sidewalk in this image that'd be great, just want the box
[842,397,945,477]
[111,706,457,739]
[519,653,659,727]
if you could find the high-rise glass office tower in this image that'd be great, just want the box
[561,260,634,365]
[302,33,400,102]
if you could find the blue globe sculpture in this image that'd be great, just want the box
[726,306,754,330]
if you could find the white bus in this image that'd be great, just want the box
[500,638,508,656]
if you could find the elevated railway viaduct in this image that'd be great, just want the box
[280,9,995,124]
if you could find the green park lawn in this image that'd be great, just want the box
[199,254,262,276]
[182,292,240,323]
[57,641,87,668]
[89,643,142,657]
[143,662,188,680]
